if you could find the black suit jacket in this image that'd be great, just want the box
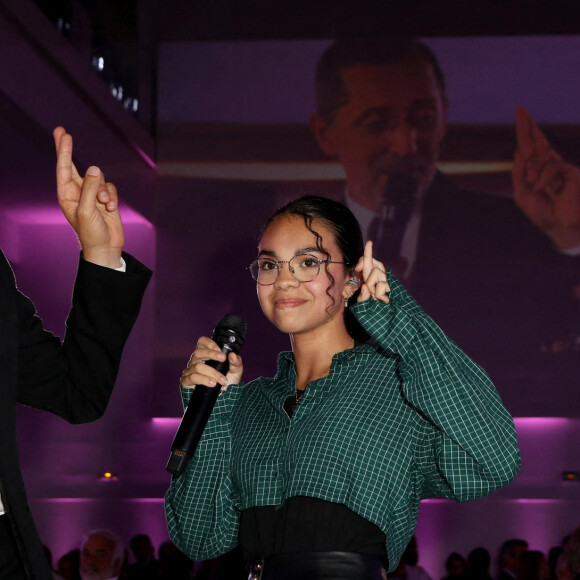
[374,172,579,404]
[0,250,151,579]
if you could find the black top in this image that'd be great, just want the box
[239,497,389,564]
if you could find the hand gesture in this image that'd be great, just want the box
[54,127,125,268]
[513,107,580,250]
[180,336,244,390]
[354,241,391,304]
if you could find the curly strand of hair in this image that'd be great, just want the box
[299,213,337,317]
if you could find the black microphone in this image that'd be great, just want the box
[166,314,247,476]
[369,174,418,265]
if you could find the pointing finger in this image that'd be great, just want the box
[53,126,66,155]
[515,107,535,158]
[363,240,374,280]
[55,129,82,188]
[55,131,74,185]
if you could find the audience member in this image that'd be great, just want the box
[66,527,577,580]
[442,552,466,580]
[550,548,564,580]
[80,529,124,580]
[64,528,578,580]
[403,536,434,580]
[465,547,492,580]
[562,536,574,552]
[390,536,434,580]
[158,540,193,580]
[498,539,530,580]
[127,534,160,580]
[519,550,550,580]
[58,549,82,580]
[556,526,580,580]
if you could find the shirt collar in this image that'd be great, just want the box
[345,186,377,241]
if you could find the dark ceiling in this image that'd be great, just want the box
[158,0,580,40]
[73,0,580,43]
[168,0,579,40]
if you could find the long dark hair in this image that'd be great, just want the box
[262,195,369,342]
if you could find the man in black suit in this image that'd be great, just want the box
[0,127,152,579]
[309,38,580,401]
[497,539,529,580]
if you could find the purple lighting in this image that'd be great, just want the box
[509,499,565,504]
[514,417,572,429]
[151,417,181,428]
[153,416,577,428]
[2,201,152,225]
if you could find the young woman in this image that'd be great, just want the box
[165,196,520,580]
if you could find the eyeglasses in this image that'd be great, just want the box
[248,254,348,286]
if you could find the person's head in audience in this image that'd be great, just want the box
[80,529,124,580]
[466,547,491,579]
[549,548,564,580]
[157,540,193,580]
[58,549,82,580]
[519,550,550,580]
[499,539,530,578]
[158,540,177,565]
[129,534,155,564]
[445,552,466,580]
[310,37,449,212]
[556,526,580,580]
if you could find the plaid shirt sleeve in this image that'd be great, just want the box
[351,271,521,502]
[165,383,244,560]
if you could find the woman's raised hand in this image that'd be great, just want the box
[180,336,244,390]
[354,241,391,304]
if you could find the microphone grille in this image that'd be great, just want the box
[216,314,248,338]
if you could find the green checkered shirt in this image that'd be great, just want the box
[165,275,520,571]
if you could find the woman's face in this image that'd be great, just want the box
[257,214,351,337]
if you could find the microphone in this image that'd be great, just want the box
[382,173,417,220]
[369,174,418,265]
[166,314,247,476]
